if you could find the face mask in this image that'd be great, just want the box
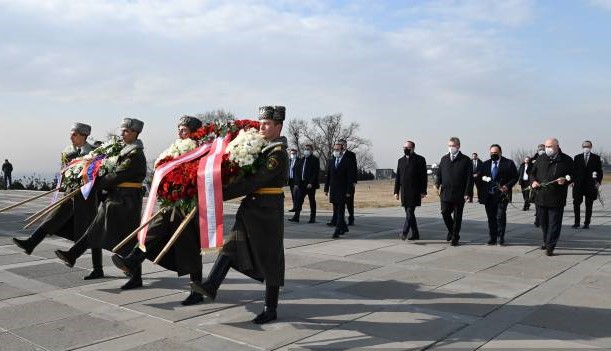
[304,150,312,157]
[545,147,555,157]
[290,154,297,159]
[538,150,545,156]
[449,147,458,155]
[490,153,500,161]
[333,151,341,158]
[404,148,412,156]
[583,147,591,154]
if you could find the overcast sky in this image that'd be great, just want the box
[1,0,611,179]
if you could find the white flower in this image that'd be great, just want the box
[565,175,571,182]
[593,172,598,178]
[427,170,433,175]
[482,176,492,182]
[431,163,438,168]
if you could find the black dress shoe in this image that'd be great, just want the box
[540,245,547,250]
[332,234,340,239]
[571,224,580,229]
[307,219,316,223]
[450,240,459,247]
[446,232,453,242]
[252,307,277,324]
[487,239,497,245]
[55,250,76,268]
[13,238,34,255]
[408,235,419,241]
[583,224,590,229]
[326,222,336,227]
[83,269,104,280]
[499,238,505,246]
[181,291,204,306]
[288,209,295,212]
[287,217,299,223]
[348,219,354,226]
[545,249,554,256]
[399,233,407,241]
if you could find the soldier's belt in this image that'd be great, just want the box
[117,182,143,188]
[253,187,283,195]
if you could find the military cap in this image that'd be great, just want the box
[71,122,91,136]
[120,118,144,133]
[259,105,286,122]
[178,115,203,132]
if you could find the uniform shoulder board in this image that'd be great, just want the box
[273,145,283,152]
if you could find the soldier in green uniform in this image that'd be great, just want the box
[191,105,288,324]
[55,118,147,287]
[13,123,104,280]
[111,116,207,304]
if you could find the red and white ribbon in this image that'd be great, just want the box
[197,135,231,250]
[138,143,212,246]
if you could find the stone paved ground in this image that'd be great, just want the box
[1,189,611,350]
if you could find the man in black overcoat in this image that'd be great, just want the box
[477,144,518,245]
[468,153,483,202]
[288,143,320,223]
[530,138,573,256]
[572,140,603,229]
[434,137,472,246]
[517,156,532,211]
[339,139,357,225]
[394,141,427,240]
[325,141,356,238]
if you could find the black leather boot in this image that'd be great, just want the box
[55,235,89,268]
[112,246,146,277]
[253,285,279,324]
[84,248,105,280]
[13,228,46,255]
[288,212,300,223]
[190,255,231,301]
[182,271,204,306]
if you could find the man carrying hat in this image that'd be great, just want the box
[55,118,147,278]
[191,106,288,324]
[13,123,103,279]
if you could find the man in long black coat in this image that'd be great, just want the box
[477,144,518,246]
[468,153,483,202]
[55,118,147,275]
[435,137,472,246]
[13,123,101,279]
[394,141,427,240]
[325,141,356,238]
[191,106,288,325]
[339,139,357,225]
[530,144,545,226]
[288,143,320,223]
[572,140,603,229]
[111,116,205,303]
[530,138,573,256]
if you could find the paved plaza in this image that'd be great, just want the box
[1,189,610,350]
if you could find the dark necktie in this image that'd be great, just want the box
[335,157,339,169]
[585,154,589,165]
[451,154,455,162]
[492,161,498,180]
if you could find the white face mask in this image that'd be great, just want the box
[583,147,591,154]
[290,153,297,159]
[304,150,312,157]
[545,147,555,157]
[333,151,341,158]
[449,147,459,155]
[538,150,545,156]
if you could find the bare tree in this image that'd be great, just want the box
[285,118,308,153]
[510,148,534,165]
[356,149,377,173]
[593,148,611,166]
[196,109,235,124]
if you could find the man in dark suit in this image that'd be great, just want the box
[531,144,545,227]
[287,148,298,212]
[518,156,532,211]
[394,141,427,240]
[289,143,320,223]
[325,141,356,238]
[338,139,357,225]
[531,138,573,256]
[468,153,483,202]
[435,137,472,246]
[477,144,518,246]
[572,140,603,229]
